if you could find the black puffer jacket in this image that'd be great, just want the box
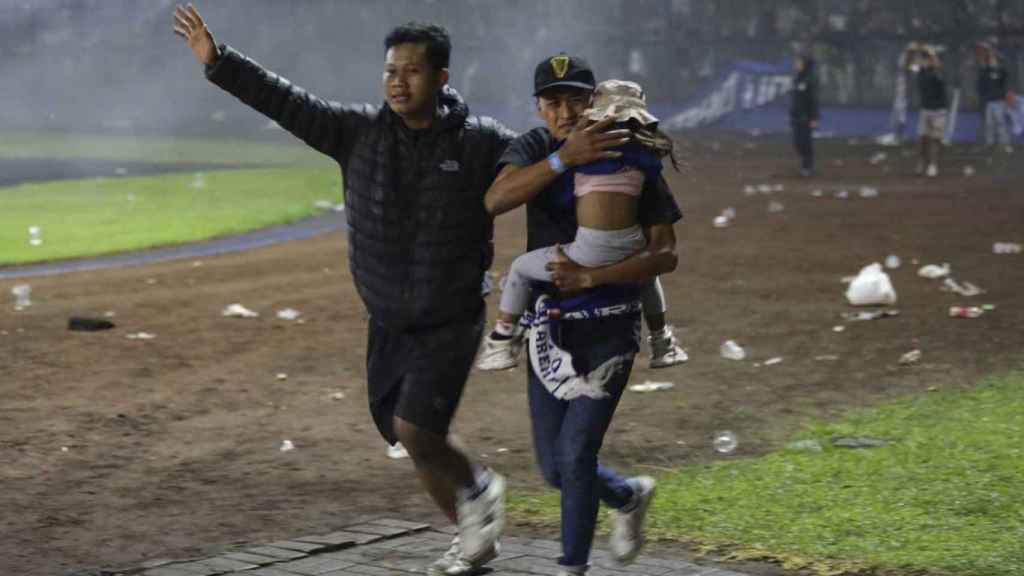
[207,45,515,331]
[790,58,820,122]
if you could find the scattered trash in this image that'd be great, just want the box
[496,448,510,454]
[713,430,738,454]
[11,284,31,309]
[125,332,156,340]
[941,278,983,297]
[834,189,849,199]
[859,186,879,198]
[190,173,206,189]
[329,391,345,401]
[831,436,888,449]
[982,304,997,311]
[743,185,757,196]
[840,275,856,284]
[719,340,746,360]
[222,303,259,318]
[963,165,975,177]
[869,151,888,165]
[114,167,127,176]
[810,189,823,198]
[387,442,409,459]
[68,317,116,332]
[280,440,295,452]
[28,225,43,246]
[917,263,951,279]
[993,242,1021,254]
[772,184,785,192]
[713,215,731,228]
[756,184,773,194]
[192,261,203,268]
[763,357,783,366]
[832,325,846,333]
[314,200,334,210]
[60,446,69,453]
[815,354,840,361]
[276,373,288,381]
[884,255,901,269]
[787,439,823,452]
[146,278,157,285]
[949,306,984,318]
[841,309,900,321]
[629,381,675,393]
[767,201,785,214]
[332,203,346,213]
[276,308,301,321]
[845,263,898,306]
[899,349,922,365]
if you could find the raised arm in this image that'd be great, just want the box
[172,3,365,160]
[484,117,630,215]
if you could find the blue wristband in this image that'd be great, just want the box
[547,151,566,175]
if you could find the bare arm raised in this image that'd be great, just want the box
[171,3,368,162]
[172,4,219,66]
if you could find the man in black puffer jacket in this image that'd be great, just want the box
[790,53,820,177]
[173,6,513,573]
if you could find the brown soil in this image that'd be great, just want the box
[2,136,1023,576]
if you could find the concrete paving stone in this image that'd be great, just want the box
[142,568,206,576]
[165,561,227,575]
[271,555,357,575]
[300,530,384,546]
[194,557,261,572]
[354,534,420,550]
[433,524,459,535]
[244,546,308,561]
[489,555,562,575]
[338,564,414,575]
[268,540,335,553]
[370,518,431,532]
[415,530,458,544]
[231,568,304,576]
[591,556,675,575]
[497,543,561,560]
[498,535,533,546]
[341,523,411,537]
[627,556,709,572]
[525,539,563,550]
[221,552,282,565]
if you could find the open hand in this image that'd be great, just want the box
[546,245,594,293]
[172,3,218,66]
[558,117,631,168]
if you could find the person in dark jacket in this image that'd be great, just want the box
[790,54,819,177]
[914,47,947,177]
[483,54,682,575]
[977,45,1014,153]
[172,5,512,574]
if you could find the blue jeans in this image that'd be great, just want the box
[527,312,640,567]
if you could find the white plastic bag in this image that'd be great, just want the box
[845,263,898,306]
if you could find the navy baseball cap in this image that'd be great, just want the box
[534,54,596,96]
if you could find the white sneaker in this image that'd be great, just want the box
[476,332,523,371]
[648,327,688,369]
[926,163,938,177]
[427,536,499,575]
[609,476,656,565]
[457,470,506,563]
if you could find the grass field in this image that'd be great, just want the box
[508,373,1024,576]
[0,130,328,166]
[1,167,342,265]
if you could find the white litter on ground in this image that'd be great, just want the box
[223,303,259,318]
[629,381,675,393]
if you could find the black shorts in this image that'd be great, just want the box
[367,308,484,445]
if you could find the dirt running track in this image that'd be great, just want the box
[2,136,1023,575]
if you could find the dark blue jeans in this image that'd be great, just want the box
[527,313,640,568]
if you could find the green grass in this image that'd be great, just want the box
[507,374,1024,576]
[1,168,342,265]
[0,130,330,166]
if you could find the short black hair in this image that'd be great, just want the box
[385,22,451,70]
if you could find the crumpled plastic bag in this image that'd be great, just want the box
[845,263,898,306]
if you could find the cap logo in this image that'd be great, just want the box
[550,56,570,79]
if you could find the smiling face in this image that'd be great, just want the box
[383,43,448,124]
[536,88,592,140]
